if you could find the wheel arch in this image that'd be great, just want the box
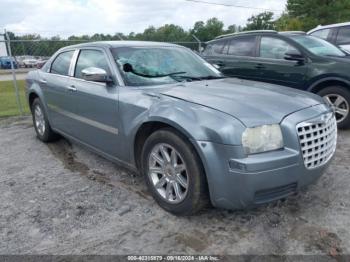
[133,119,198,171]
[28,91,39,110]
[308,77,350,93]
[133,119,212,208]
[27,87,52,124]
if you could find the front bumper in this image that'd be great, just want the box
[194,104,335,210]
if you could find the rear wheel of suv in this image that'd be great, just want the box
[318,86,350,129]
[141,128,209,215]
[31,98,60,142]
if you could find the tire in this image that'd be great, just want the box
[31,98,60,142]
[317,86,350,129]
[141,128,209,215]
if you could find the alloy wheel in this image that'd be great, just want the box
[324,94,349,124]
[34,104,46,136]
[148,143,189,204]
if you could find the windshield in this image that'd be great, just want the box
[290,35,346,57]
[111,46,223,86]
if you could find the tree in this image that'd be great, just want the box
[286,0,350,31]
[154,24,189,42]
[275,13,304,31]
[225,24,238,34]
[190,18,225,41]
[244,12,275,31]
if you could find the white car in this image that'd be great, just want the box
[23,58,38,68]
[308,22,350,53]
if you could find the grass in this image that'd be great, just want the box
[0,80,30,117]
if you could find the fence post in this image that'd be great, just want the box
[5,30,24,116]
[192,34,202,54]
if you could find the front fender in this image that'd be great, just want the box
[120,95,245,166]
[132,97,245,145]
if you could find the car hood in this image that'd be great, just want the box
[323,55,350,64]
[159,78,324,127]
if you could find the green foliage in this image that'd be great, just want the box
[6,1,350,57]
[6,17,232,56]
[275,13,304,31]
[190,18,225,41]
[128,24,190,42]
[0,80,29,117]
[285,0,350,31]
[244,12,276,31]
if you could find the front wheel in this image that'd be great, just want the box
[318,86,350,129]
[141,128,209,215]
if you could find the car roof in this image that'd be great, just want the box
[207,30,306,43]
[308,22,350,34]
[60,41,180,50]
[213,30,277,40]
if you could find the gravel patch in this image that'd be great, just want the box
[0,116,349,256]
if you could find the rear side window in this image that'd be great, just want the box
[50,51,74,76]
[310,29,331,40]
[336,26,350,44]
[228,36,256,56]
[202,40,226,56]
[260,37,299,59]
[74,49,110,79]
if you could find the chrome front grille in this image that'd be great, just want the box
[297,113,337,169]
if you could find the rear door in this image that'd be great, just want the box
[253,36,308,89]
[68,48,121,157]
[39,49,78,134]
[335,26,350,53]
[214,35,260,80]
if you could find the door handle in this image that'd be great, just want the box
[39,79,47,84]
[215,62,225,67]
[255,64,265,69]
[67,85,77,92]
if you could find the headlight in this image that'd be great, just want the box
[242,124,283,154]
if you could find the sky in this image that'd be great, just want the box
[0,0,287,38]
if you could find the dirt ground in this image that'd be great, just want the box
[0,116,350,256]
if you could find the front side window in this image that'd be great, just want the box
[291,35,346,57]
[111,46,223,86]
[337,26,350,44]
[50,51,74,76]
[228,36,256,57]
[75,49,110,79]
[260,37,299,59]
[310,29,331,40]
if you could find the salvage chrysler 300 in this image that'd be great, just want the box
[26,41,337,215]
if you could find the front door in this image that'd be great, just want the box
[68,48,120,157]
[254,36,308,89]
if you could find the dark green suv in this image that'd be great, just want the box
[203,30,350,128]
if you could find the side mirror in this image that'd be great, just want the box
[81,67,112,83]
[284,51,306,63]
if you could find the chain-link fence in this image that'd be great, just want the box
[0,38,204,117]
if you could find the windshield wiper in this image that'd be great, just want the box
[172,75,226,82]
[130,71,187,78]
[199,75,227,80]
